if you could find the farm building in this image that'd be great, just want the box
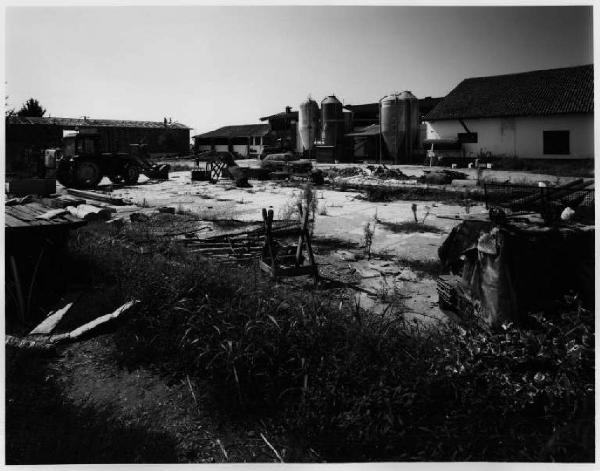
[260,107,298,150]
[345,96,443,127]
[193,124,272,157]
[6,116,191,173]
[424,64,594,160]
[342,97,443,162]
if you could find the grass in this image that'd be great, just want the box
[377,220,445,234]
[9,220,593,463]
[490,157,594,178]
[362,186,485,203]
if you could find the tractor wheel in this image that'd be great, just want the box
[73,159,103,189]
[123,164,140,185]
[56,160,74,187]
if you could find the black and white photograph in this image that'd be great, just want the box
[3,1,595,465]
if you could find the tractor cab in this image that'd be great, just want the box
[62,129,100,158]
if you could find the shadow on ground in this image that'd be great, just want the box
[5,347,178,464]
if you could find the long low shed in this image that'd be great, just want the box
[6,116,192,173]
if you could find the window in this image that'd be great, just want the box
[543,131,570,155]
[254,137,261,146]
[458,132,478,143]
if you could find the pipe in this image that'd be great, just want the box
[378,95,386,166]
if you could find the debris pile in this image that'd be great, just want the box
[437,179,595,326]
[418,169,468,185]
[367,165,411,180]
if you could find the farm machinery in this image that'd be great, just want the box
[55,130,170,189]
[192,150,324,187]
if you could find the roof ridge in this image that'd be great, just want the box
[462,63,593,82]
[425,64,593,121]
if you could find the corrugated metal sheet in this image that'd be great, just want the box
[425,64,594,121]
[193,124,270,139]
[345,124,380,137]
[7,116,191,130]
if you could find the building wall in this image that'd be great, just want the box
[6,123,63,172]
[99,127,190,155]
[425,113,593,159]
[6,123,191,172]
[194,136,266,157]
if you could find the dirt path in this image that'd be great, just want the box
[45,334,298,463]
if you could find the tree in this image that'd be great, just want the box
[5,82,15,117]
[17,98,46,117]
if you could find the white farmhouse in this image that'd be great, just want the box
[193,124,271,158]
[424,65,593,160]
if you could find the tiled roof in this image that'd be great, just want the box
[425,65,594,121]
[193,124,270,139]
[7,116,191,129]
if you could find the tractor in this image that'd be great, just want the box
[55,130,170,189]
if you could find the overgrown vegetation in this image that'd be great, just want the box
[62,223,594,462]
[377,220,444,234]
[362,218,375,260]
[280,184,319,233]
[491,157,594,178]
[362,185,485,204]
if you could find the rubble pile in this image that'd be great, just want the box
[367,166,411,180]
[418,169,468,185]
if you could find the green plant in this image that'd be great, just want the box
[67,223,594,463]
[280,184,319,230]
[363,217,375,260]
[376,220,444,235]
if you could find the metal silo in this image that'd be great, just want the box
[321,95,344,146]
[343,107,353,133]
[380,91,419,163]
[297,97,320,152]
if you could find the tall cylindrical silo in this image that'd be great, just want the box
[343,107,353,133]
[297,98,320,152]
[380,91,419,163]
[321,95,344,147]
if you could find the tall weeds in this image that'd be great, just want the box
[69,223,594,462]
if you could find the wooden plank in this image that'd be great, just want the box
[68,300,139,340]
[28,202,55,214]
[6,205,83,228]
[66,188,126,206]
[29,302,73,335]
[5,206,37,222]
[11,206,52,225]
[35,209,69,221]
[4,214,30,228]
[11,204,46,218]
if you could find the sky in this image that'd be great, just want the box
[5,5,593,137]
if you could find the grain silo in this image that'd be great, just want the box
[321,95,344,146]
[380,91,419,163]
[297,97,320,153]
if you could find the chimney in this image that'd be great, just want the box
[285,106,291,114]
